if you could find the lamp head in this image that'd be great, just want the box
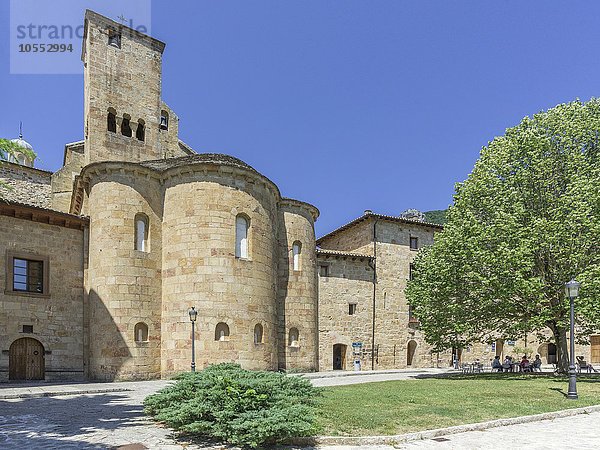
[565,279,581,299]
[188,306,198,322]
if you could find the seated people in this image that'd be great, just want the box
[520,355,531,372]
[532,354,542,372]
[502,356,512,372]
[492,355,502,372]
[577,356,592,373]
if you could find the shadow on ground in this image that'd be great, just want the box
[0,393,168,449]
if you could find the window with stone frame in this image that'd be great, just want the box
[235,214,249,259]
[134,213,149,252]
[6,252,49,296]
[254,323,264,344]
[292,241,302,271]
[319,265,329,277]
[288,327,299,347]
[348,303,357,315]
[134,322,149,343]
[215,322,230,341]
[409,236,419,250]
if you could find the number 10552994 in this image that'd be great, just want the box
[19,43,73,53]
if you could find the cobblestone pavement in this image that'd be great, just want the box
[0,380,189,449]
[1,372,598,449]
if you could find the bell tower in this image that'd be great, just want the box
[81,10,166,164]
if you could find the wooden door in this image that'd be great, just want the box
[9,338,45,381]
[591,336,600,364]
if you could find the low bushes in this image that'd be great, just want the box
[144,363,322,448]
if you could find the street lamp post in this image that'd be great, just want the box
[188,306,198,372]
[565,279,580,400]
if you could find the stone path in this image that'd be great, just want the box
[1,370,598,449]
[318,410,600,449]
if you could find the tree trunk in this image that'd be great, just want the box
[553,326,570,374]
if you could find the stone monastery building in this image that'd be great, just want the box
[9,11,592,382]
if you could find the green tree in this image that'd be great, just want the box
[407,99,600,373]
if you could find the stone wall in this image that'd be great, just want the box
[0,215,85,381]
[317,216,451,370]
[317,254,374,371]
[83,11,164,165]
[85,169,163,381]
[318,216,373,254]
[51,142,85,213]
[0,162,52,208]
[372,219,443,369]
[277,200,319,371]
[161,166,280,376]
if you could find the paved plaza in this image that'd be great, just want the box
[0,370,599,449]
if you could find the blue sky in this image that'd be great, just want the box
[1,1,599,236]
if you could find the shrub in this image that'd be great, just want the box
[144,363,322,448]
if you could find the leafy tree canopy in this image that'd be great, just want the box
[407,99,600,371]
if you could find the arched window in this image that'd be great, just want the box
[292,241,302,271]
[215,322,230,341]
[160,110,169,130]
[235,215,249,259]
[289,327,299,347]
[121,114,132,137]
[134,322,148,342]
[136,119,145,141]
[135,213,149,252]
[254,323,263,344]
[107,108,117,133]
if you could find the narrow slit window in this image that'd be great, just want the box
[348,303,357,315]
[254,323,263,344]
[135,214,149,252]
[292,241,302,271]
[235,215,249,258]
[289,327,299,347]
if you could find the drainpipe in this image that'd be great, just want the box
[368,213,378,370]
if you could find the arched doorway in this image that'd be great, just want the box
[9,338,45,381]
[407,340,417,366]
[547,343,557,364]
[333,344,347,370]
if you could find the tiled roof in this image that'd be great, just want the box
[317,211,443,245]
[316,248,374,259]
[139,153,258,174]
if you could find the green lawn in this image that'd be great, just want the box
[317,374,600,436]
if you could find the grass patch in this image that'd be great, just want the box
[317,374,600,436]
